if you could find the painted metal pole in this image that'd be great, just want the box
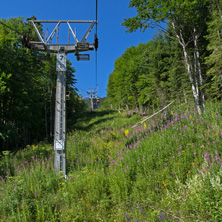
[54,48,67,177]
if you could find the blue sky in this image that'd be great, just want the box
[1,0,155,98]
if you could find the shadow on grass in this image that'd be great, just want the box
[69,109,117,131]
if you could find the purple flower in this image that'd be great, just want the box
[34,193,37,197]
[137,159,140,163]
[178,152,181,156]
[159,212,165,221]
[212,158,215,163]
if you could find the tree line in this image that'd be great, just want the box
[0,17,85,151]
[106,0,222,113]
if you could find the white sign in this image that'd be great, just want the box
[56,52,66,71]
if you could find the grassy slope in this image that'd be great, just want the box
[0,103,222,221]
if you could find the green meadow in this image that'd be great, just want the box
[0,102,222,222]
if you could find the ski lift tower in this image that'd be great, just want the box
[27,19,98,177]
[87,88,98,111]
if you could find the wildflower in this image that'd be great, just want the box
[188,171,191,174]
[182,150,185,153]
[144,123,147,129]
[194,152,196,155]
[124,129,129,137]
[192,162,195,165]
[158,212,165,221]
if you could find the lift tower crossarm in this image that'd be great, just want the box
[67,22,78,44]
[81,21,96,42]
[27,20,97,54]
[45,22,61,44]
[29,20,96,23]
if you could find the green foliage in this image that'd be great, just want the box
[205,1,222,99]
[0,17,84,151]
[0,102,222,221]
[122,0,211,114]
[106,32,191,112]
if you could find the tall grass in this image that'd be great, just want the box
[0,102,222,221]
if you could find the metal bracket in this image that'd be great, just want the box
[28,20,97,56]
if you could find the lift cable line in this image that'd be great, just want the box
[95,0,99,87]
[0,21,32,49]
[0,21,23,35]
